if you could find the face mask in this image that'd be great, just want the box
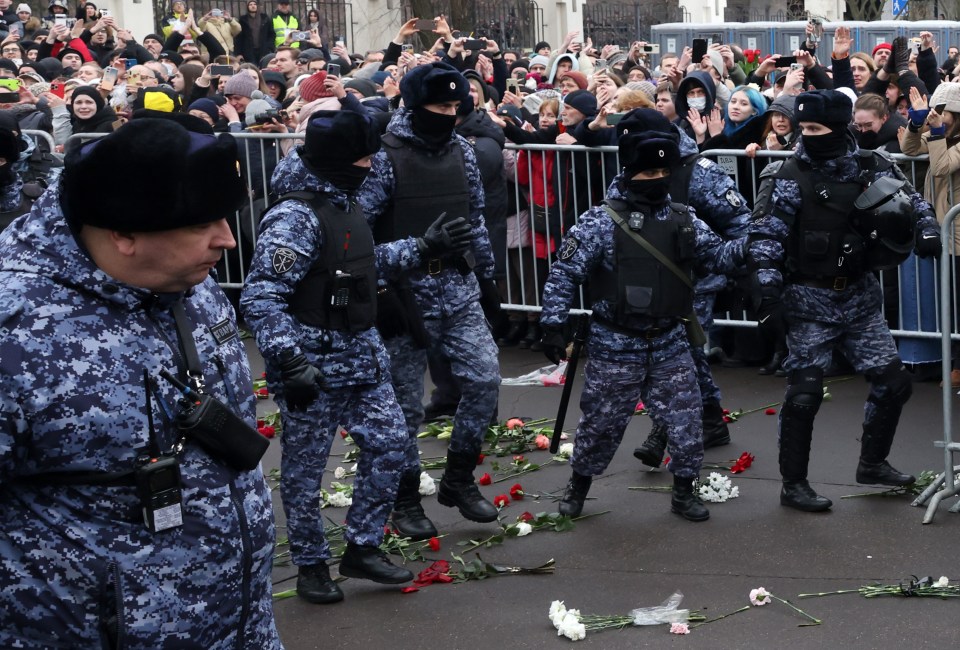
[411,105,457,147]
[321,164,370,193]
[803,129,849,160]
[856,130,878,150]
[623,177,671,207]
[687,97,707,112]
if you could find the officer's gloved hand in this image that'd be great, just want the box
[915,231,942,258]
[756,297,786,346]
[540,325,568,365]
[416,213,473,257]
[477,277,502,321]
[277,351,322,411]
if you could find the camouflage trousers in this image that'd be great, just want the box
[571,334,704,479]
[691,291,721,405]
[278,380,406,565]
[386,301,500,468]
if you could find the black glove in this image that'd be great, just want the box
[756,297,786,348]
[416,213,473,257]
[915,232,942,258]
[277,351,322,411]
[540,325,568,365]
[478,277,502,321]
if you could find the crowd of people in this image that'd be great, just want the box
[0,4,955,646]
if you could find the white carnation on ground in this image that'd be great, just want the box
[515,521,533,536]
[333,466,346,479]
[557,442,574,459]
[325,492,352,508]
[419,471,437,496]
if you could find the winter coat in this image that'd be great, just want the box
[900,127,960,254]
[0,188,282,649]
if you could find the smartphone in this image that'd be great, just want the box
[335,36,345,47]
[463,39,487,50]
[692,38,708,63]
[790,62,803,70]
[210,64,234,77]
[414,18,436,31]
[910,38,922,55]
[777,55,798,67]
[291,31,310,41]
[326,63,340,77]
[50,81,64,98]
[99,8,109,16]
[401,43,414,53]
[0,78,19,102]
[211,8,222,17]
[126,73,140,89]
[642,44,661,53]
[506,78,519,94]
[606,112,626,125]
[809,17,823,44]
[54,15,67,26]
[126,58,137,69]
[101,66,118,91]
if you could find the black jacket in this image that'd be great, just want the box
[235,11,274,63]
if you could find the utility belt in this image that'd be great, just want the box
[791,274,862,291]
[594,316,673,340]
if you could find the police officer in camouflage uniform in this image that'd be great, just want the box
[749,90,941,512]
[356,62,502,537]
[0,119,283,649]
[613,111,752,467]
[241,111,472,603]
[539,112,750,522]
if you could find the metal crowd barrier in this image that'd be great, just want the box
[22,130,56,154]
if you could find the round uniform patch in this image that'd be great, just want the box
[272,247,298,274]
[558,236,579,261]
[725,189,742,208]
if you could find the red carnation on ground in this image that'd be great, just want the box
[509,483,524,500]
[518,511,534,522]
[479,472,492,485]
[428,537,441,551]
[493,494,509,508]
[257,425,275,438]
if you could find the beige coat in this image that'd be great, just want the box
[900,127,960,254]
[198,16,242,56]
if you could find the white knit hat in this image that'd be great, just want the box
[16,3,31,13]
[930,82,960,114]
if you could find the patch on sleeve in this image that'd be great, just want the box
[209,319,239,345]
[558,237,580,261]
[697,157,712,169]
[272,248,298,274]
[725,189,742,208]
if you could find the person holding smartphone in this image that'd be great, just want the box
[198,7,240,55]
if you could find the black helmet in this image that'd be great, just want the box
[851,175,916,270]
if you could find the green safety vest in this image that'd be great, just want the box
[272,13,300,48]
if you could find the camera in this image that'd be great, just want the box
[642,44,660,53]
[211,8,222,16]
[255,109,281,124]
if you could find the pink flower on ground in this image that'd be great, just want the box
[670,622,690,635]
[535,434,550,449]
[750,587,771,606]
[506,418,525,430]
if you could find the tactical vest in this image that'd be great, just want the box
[282,191,377,331]
[759,152,896,279]
[590,200,696,320]
[272,13,299,47]
[373,132,470,244]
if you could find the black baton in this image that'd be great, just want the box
[549,313,590,454]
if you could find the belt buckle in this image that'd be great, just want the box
[428,258,442,275]
[832,277,847,291]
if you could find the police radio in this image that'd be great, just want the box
[137,370,183,533]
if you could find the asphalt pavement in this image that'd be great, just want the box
[252,342,960,649]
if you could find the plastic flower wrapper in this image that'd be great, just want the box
[419,471,437,496]
[501,361,568,386]
[630,591,691,625]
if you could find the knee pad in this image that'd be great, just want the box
[868,358,913,407]
[783,367,824,419]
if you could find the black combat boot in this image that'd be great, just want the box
[497,320,527,348]
[437,450,499,522]
[856,419,915,486]
[296,563,344,604]
[558,472,592,517]
[391,471,438,541]
[779,415,832,512]
[670,475,710,521]
[633,423,668,468]
[701,400,731,449]
[519,322,541,350]
[339,543,413,584]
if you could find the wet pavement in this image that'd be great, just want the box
[252,342,960,649]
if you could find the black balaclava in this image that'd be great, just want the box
[411,105,456,148]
